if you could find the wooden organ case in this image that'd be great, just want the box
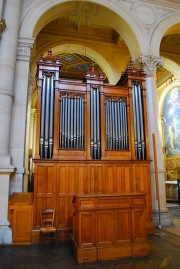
[33,51,154,261]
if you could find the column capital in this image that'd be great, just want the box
[17,37,35,62]
[138,54,164,78]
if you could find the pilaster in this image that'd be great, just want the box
[138,54,173,227]
[10,37,34,193]
[0,0,22,245]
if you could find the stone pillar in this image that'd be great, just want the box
[0,0,22,244]
[139,55,173,227]
[10,37,34,193]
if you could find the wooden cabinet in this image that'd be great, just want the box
[87,163,105,193]
[132,162,154,233]
[33,162,56,227]
[33,160,153,238]
[72,193,149,263]
[8,193,33,245]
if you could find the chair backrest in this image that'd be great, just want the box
[40,209,55,228]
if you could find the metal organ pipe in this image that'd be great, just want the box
[40,75,46,158]
[59,93,85,150]
[77,98,80,148]
[138,84,145,159]
[96,88,101,158]
[90,88,101,159]
[39,74,55,159]
[73,98,77,148]
[44,77,50,158]
[105,97,128,151]
[132,82,146,160]
[49,76,54,158]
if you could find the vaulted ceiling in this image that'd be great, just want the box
[35,4,180,84]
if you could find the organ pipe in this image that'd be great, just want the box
[44,77,50,158]
[90,87,101,159]
[132,81,146,160]
[40,76,46,158]
[49,76,54,158]
[59,93,85,150]
[39,74,55,159]
[105,97,128,151]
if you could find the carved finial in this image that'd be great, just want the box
[37,49,62,68]
[99,70,105,79]
[87,62,97,78]
[39,55,44,62]
[84,61,106,82]
[47,48,52,56]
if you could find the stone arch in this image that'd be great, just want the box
[151,14,180,56]
[20,0,148,59]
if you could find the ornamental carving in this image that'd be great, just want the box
[166,159,176,169]
[17,38,34,61]
[138,54,164,77]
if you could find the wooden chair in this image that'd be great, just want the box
[39,209,58,248]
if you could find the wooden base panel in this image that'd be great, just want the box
[73,240,97,263]
[57,228,71,241]
[73,241,150,263]
[98,244,132,261]
[13,241,31,246]
[31,230,40,245]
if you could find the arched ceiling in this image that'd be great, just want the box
[31,1,180,85]
[160,23,180,65]
[33,2,131,83]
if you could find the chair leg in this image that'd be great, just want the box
[55,230,58,248]
[39,231,58,248]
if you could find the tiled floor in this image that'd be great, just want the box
[0,229,180,269]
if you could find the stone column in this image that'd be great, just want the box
[139,55,173,227]
[0,0,22,244]
[10,37,34,193]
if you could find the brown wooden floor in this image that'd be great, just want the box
[0,229,180,269]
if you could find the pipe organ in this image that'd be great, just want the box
[33,52,154,258]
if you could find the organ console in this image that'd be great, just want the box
[31,51,154,260]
